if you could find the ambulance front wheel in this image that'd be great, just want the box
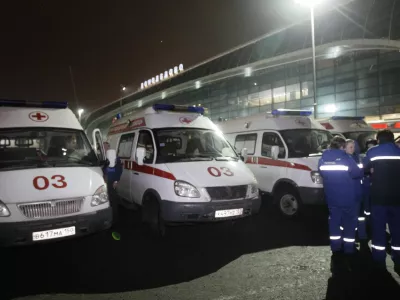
[274,186,302,218]
[142,195,166,237]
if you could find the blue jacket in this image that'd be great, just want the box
[318,149,364,207]
[103,157,123,184]
[347,153,363,198]
[362,155,371,195]
[364,143,400,206]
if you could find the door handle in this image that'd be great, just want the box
[133,172,139,175]
[259,166,268,168]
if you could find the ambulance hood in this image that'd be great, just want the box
[0,167,104,203]
[288,156,320,172]
[166,160,257,187]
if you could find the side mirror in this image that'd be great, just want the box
[241,148,248,162]
[271,146,279,160]
[136,147,146,166]
[106,149,116,168]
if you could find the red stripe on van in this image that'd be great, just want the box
[123,160,176,180]
[245,156,312,171]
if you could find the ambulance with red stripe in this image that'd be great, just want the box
[0,100,112,246]
[217,109,333,218]
[106,104,261,235]
[319,116,376,153]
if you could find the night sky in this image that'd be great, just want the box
[0,0,323,112]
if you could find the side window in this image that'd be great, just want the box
[137,131,155,163]
[117,133,135,159]
[262,132,286,159]
[234,134,257,155]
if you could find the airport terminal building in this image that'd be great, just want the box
[84,0,400,136]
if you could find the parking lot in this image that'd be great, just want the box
[3,199,400,300]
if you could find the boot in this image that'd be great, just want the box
[394,263,400,276]
[331,251,346,275]
[345,253,360,272]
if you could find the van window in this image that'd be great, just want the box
[153,128,237,163]
[137,131,154,163]
[234,134,257,155]
[262,132,286,159]
[0,128,98,171]
[117,133,135,158]
[280,129,333,158]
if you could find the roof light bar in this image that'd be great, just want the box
[271,109,312,117]
[331,116,365,120]
[153,103,205,114]
[0,99,68,109]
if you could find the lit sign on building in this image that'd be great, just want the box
[140,64,184,90]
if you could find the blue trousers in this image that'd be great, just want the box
[329,206,358,254]
[357,196,369,240]
[371,205,400,265]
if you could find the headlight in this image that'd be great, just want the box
[174,181,200,198]
[91,185,109,207]
[248,184,258,195]
[0,200,10,217]
[310,171,323,184]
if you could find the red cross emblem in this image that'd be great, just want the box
[29,111,49,122]
[179,117,194,124]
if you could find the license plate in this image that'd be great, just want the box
[215,208,243,218]
[32,226,76,241]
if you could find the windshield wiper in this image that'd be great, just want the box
[0,159,51,169]
[57,156,97,166]
[215,156,239,161]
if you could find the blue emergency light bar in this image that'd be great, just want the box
[0,99,68,109]
[153,103,205,114]
[271,109,312,117]
[331,116,365,120]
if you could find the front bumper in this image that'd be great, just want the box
[298,187,325,205]
[0,207,112,247]
[160,196,261,222]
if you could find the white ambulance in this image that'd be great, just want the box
[217,109,333,218]
[106,104,261,235]
[319,116,376,153]
[0,100,112,246]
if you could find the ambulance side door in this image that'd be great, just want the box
[131,129,156,206]
[116,132,136,202]
[254,131,287,193]
[233,131,260,182]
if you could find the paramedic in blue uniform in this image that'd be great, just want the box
[318,136,364,271]
[103,142,123,223]
[360,139,378,233]
[364,130,400,274]
[344,139,367,245]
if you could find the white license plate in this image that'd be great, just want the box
[32,226,76,241]
[215,208,243,218]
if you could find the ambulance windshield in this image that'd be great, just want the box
[342,131,376,153]
[280,129,333,158]
[154,128,238,163]
[0,128,99,170]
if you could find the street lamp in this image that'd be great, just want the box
[78,108,84,122]
[295,0,324,119]
[120,84,126,92]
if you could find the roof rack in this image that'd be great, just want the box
[0,99,68,109]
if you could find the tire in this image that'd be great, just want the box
[274,185,302,218]
[142,195,166,238]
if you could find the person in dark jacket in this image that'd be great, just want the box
[361,139,378,217]
[103,142,123,223]
[364,130,400,274]
[344,139,367,243]
[318,136,364,272]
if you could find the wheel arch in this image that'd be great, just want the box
[272,178,299,196]
[142,189,162,205]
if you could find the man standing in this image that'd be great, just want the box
[318,136,364,273]
[103,142,123,224]
[364,130,400,274]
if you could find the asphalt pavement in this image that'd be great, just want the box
[2,198,400,300]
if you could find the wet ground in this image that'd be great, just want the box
[2,199,400,300]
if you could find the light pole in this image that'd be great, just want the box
[295,0,324,119]
[78,108,84,123]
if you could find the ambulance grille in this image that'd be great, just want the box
[18,198,83,219]
[206,185,247,201]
